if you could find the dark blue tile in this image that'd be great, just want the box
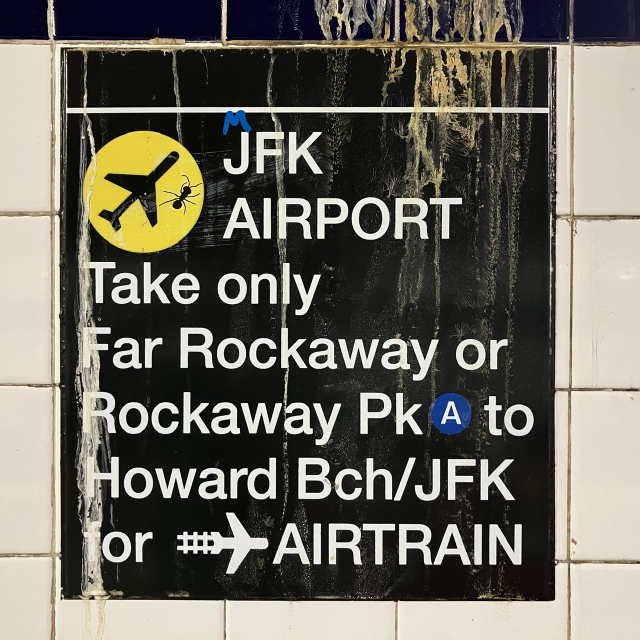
[54,0,221,40]
[227,0,394,40]
[575,0,640,40]
[0,0,48,39]
[398,0,567,42]
[521,0,569,41]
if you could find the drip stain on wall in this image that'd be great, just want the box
[76,52,106,601]
[314,0,393,39]
[403,0,523,42]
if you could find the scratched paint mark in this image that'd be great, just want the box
[267,53,292,550]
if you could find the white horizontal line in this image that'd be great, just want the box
[67,106,549,115]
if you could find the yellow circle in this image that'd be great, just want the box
[84,131,204,253]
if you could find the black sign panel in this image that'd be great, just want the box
[61,48,555,600]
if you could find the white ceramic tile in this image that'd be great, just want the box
[0,216,51,384]
[574,46,640,215]
[227,601,395,640]
[0,557,52,640]
[555,391,569,561]
[398,563,567,640]
[555,46,571,217]
[555,218,571,389]
[572,219,640,388]
[571,391,640,560]
[572,564,640,640]
[0,45,51,212]
[56,599,224,640]
[0,387,53,553]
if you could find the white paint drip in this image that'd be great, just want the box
[172,51,183,145]
[82,599,106,640]
[404,0,523,42]
[267,53,290,522]
[314,0,392,39]
[382,47,535,536]
[76,54,108,640]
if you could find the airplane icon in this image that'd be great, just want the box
[98,151,179,231]
[213,513,269,574]
[180,512,268,574]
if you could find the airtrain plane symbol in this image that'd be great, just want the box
[177,513,270,574]
[98,151,179,231]
[210,513,269,574]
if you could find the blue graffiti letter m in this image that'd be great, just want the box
[223,110,251,135]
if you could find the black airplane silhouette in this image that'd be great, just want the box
[98,151,179,231]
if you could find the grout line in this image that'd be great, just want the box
[221,0,227,45]
[223,599,227,640]
[394,0,400,43]
[0,553,60,558]
[555,387,640,392]
[46,0,53,41]
[9,39,640,48]
[49,557,56,640]
[0,39,52,44]
[566,40,640,46]
[569,560,640,565]
[51,40,565,49]
[49,30,57,445]
[566,37,575,640]
[0,383,59,388]
[557,214,640,221]
[394,600,399,640]
[557,559,640,566]
[569,0,574,43]
[49,24,57,640]
[7,39,640,48]
[209,40,565,49]
[0,211,56,217]
[557,559,640,565]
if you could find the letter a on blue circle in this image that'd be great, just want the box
[430,393,472,435]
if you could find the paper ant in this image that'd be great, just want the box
[160,175,201,214]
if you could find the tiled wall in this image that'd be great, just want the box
[1,1,639,639]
